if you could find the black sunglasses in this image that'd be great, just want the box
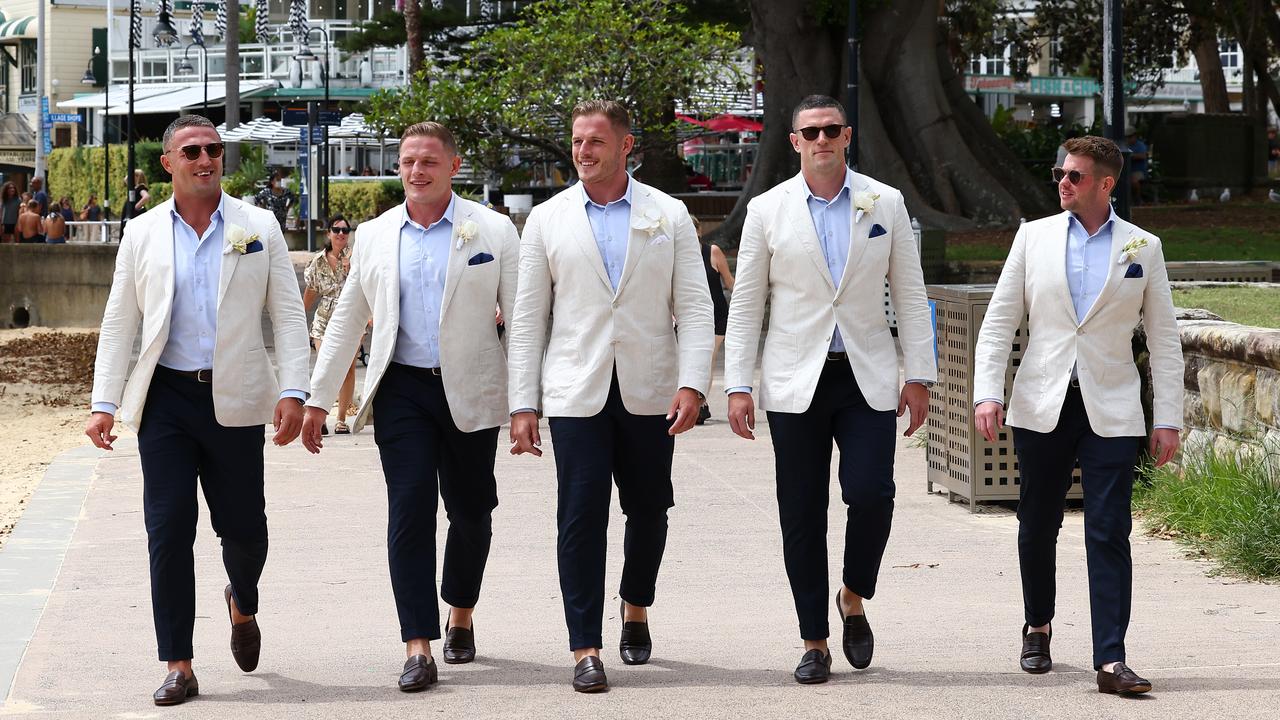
[795,124,845,141]
[329,226,351,234]
[1051,167,1093,185]
[174,143,225,161]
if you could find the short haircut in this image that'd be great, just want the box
[30,177,42,188]
[570,100,631,134]
[1063,136,1123,180]
[26,200,38,210]
[400,121,458,155]
[163,114,217,152]
[792,95,847,128]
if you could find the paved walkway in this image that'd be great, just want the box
[2,391,1279,718]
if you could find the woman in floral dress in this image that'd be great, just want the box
[303,216,358,433]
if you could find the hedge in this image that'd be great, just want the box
[46,143,166,216]
[327,180,405,223]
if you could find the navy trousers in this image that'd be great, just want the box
[766,358,898,641]
[1013,386,1141,670]
[137,366,269,661]
[372,362,500,642]
[548,373,675,651]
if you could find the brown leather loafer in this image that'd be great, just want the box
[1020,623,1052,674]
[153,670,198,706]
[399,654,439,692]
[225,584,261,673]
[793,649,832,684]
[443,621,476,664]
[573,656,608,693]
[1097,663,1152,694]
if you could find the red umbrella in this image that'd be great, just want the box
[677,114,763,132]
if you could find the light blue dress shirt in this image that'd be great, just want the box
[804,169,855,353]
[391,194,456,368]
[92,199,304,415]
[582,177,633,291]
[1066,208,1117,324]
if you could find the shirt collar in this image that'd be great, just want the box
[581,174,634,210]
[169,193,227,226]
[1067,206,1119,238]
[401,192,457,232]
[802,168,854,205]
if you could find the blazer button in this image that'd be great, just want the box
[1076,328,1084,335]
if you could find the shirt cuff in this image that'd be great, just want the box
[725,386,752,395]
[279,390,308,403]
[974,397,1004,407]
[1153,424,1181,431]
[511,408,537,416]
[905,379,935,387]
[91,402,118,415]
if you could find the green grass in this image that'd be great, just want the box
[1171,286,1280,328]
[1134,447,1280,580]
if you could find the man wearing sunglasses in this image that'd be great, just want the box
[972,135,1183,695]
[301,121,520,692]
[86,114,311,705]
[723,94,936,684]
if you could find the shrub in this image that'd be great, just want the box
[328,181,404,222]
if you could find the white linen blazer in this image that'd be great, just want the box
[90,194,311,430]
[506,180,714,417]
[723,172,937,413]
[306,198,519,433]
[973,212,1184,437]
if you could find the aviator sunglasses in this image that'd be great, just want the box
[174,142,226,161]
[1051,167,1094,185]
[795,124,845,141]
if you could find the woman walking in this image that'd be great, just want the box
[303,216,359,434]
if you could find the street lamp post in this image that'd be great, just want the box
[176,42,210,116]
[126,6,179,230]
[297,26,332,226]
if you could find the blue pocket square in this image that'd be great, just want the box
[1124,262,1143,279]
[468,252,494,266]
[869,223,887,238]
[244,239,264,254]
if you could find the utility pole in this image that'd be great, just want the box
[1102,0,1130,220]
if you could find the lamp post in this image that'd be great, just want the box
[176,42,210,116]
[296,25,332,226]
[126,6,179,230]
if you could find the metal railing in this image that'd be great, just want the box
[65,220,122,244]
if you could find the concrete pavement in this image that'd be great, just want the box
[2,391,1279,718]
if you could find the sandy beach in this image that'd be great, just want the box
[0,328,108,550]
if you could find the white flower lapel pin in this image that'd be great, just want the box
[633,208,666,240]
[853,191,880,215]
[224,224,260,255]
[455,219,479,251]
[1117,233,1149,265]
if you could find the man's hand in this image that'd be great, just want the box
[727,392,756,440]
[272,398,305,446]
[1149,428,1180,468]
[85,412,117,450]
[898,383,930,438]
[301,406,328,454]
[974,400,1005,443]
[667,388,702,436]
[510,411,542,456]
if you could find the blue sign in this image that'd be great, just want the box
[297,127,324,144]
[47,113,82,123]
[283,109,310,126]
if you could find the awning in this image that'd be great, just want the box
[0,16,36,44]
[677,114,764,133]
[58,80,279,116]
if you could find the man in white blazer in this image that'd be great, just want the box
[85,115,310,705]
[973,135,1183,695]
[301,122,519,692]
[507,99,713,692]
[724,95,936,684]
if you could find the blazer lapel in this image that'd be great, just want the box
[567,190,614,293]
[217,195,243,309]
[785,176,837,295]
[615,186,654,297]
[835,175,872,299]
[1079,216,1132,327]
[1039,212,1076,324]
[150,206,177,349]
[441,200,472,314]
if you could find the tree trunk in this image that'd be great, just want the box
[708,0,1052,248]
[405,1,425,79]
[1252,55,1280,124]
[634,100,689,194]
[1190,24,1231,113]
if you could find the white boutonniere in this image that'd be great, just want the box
[223,224,259,255]
[455,219,479,250]
[633,208,666,238]
[1117,234,1149,264]
[853,191,880,215]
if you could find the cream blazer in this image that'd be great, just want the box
[506,181,713,417]
[723,172,936,413]
[90,195,311,430]
[973,212,1184,437]
[306,199,520,434]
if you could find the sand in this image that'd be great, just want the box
[0,327,111,550]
